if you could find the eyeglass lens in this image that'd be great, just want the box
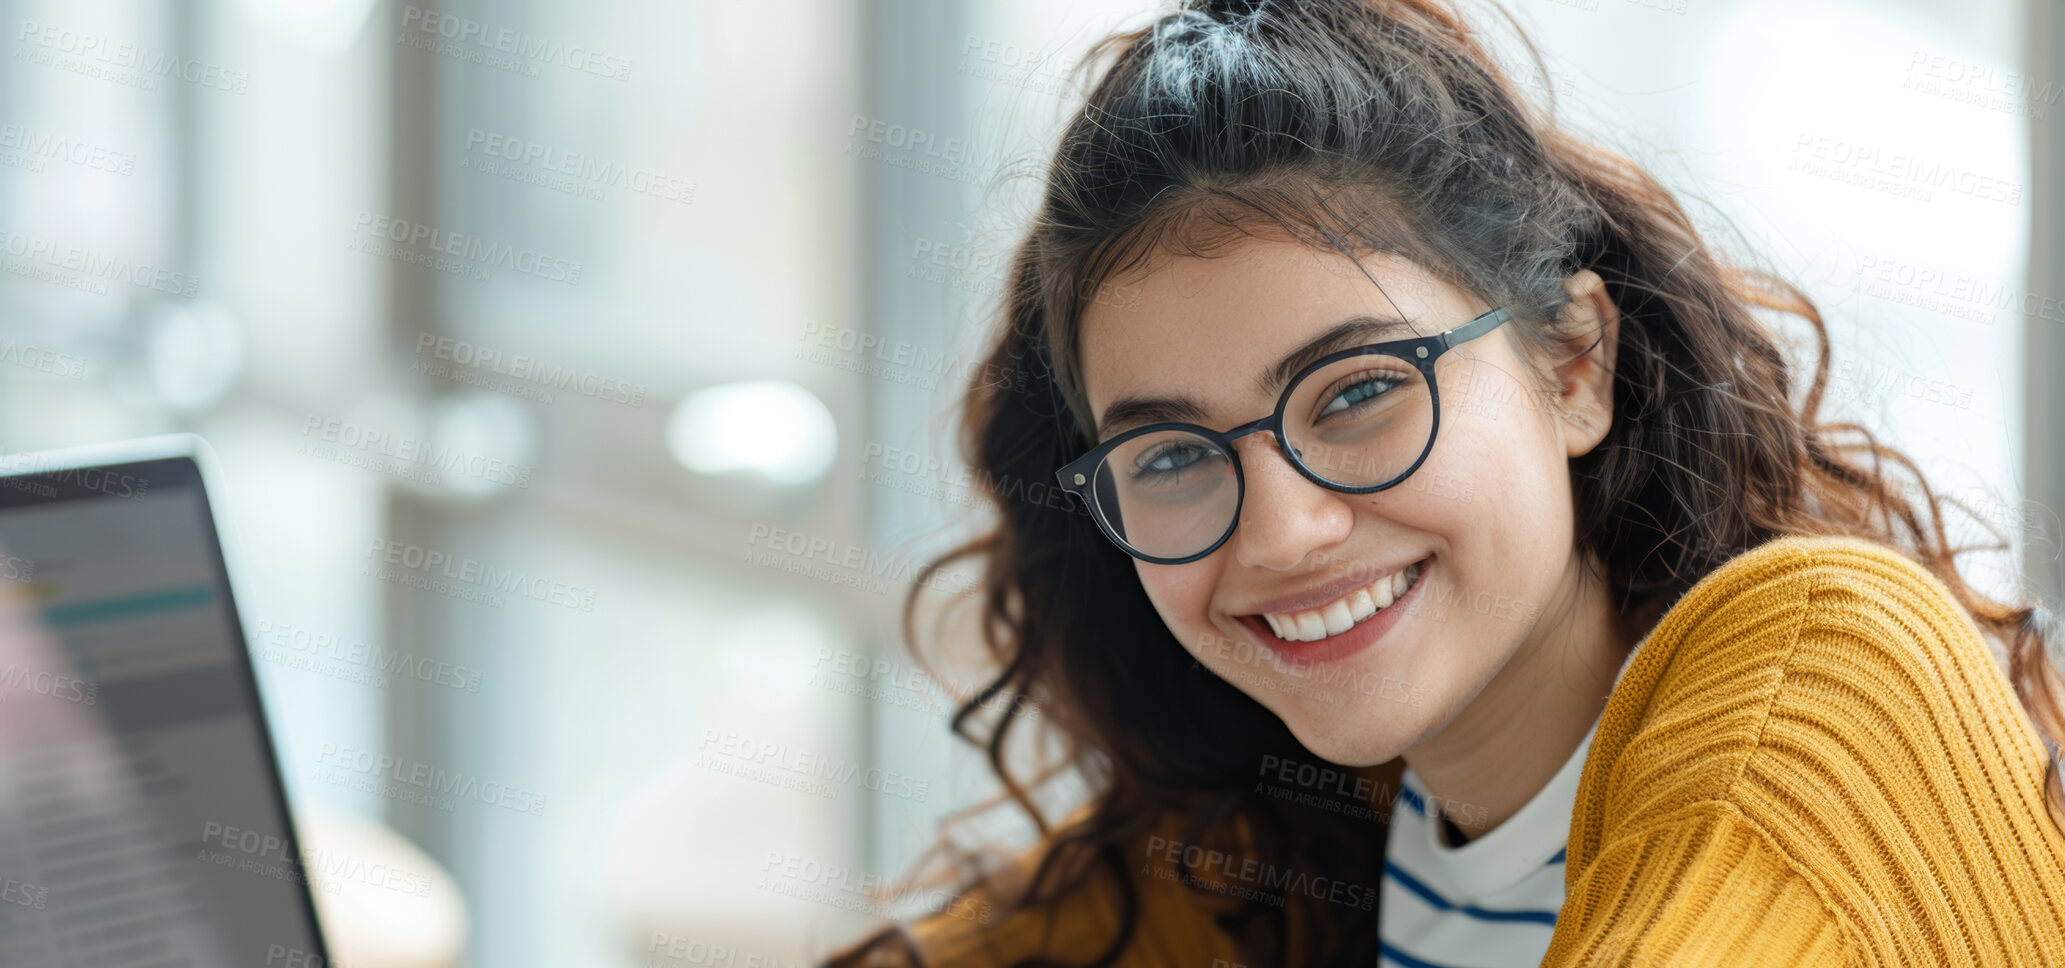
[1089,352,1434,559]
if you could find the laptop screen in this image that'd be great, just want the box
[0,456,329,966]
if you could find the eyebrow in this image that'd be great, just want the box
[1095,314,1420,439]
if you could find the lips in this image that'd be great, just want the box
[1226,554,1431,667]
[1257,560,1423,643]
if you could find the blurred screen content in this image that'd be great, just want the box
[0,463,326,966]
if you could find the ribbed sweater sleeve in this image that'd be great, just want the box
[1542,535,2065,967]
[1543,797,1850,964]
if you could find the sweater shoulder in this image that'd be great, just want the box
[1569,543,2065,956]
[1655,533,1992,701]
[1572,534,2015,858]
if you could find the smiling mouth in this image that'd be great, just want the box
[1254,559,1425,643]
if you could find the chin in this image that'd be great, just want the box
[1275,703,1416,767]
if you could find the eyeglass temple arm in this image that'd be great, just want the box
[1436,307,1512,351]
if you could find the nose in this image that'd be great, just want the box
[1229,431,1355,572]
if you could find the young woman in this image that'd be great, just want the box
[824,0,2065,964]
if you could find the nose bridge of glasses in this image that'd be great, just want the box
[1221,413,1279,447]
[1222,414,1305,469]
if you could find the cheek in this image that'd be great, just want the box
[1438,367,1569,492]
[1136,562,1223,641]
[1424,379,1578,565]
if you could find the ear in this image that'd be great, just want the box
[1548,269,1619,458]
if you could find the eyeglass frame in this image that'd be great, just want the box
[1053,305,1513,565]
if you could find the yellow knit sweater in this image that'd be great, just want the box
[882,535,2065,966]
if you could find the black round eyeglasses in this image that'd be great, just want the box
[1053,306,1511,564]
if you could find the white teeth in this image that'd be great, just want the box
[1348,588,1376,622]
[1261,559,1424,643]
[1321,600,1355,637]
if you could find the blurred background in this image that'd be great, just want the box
[0,0,2060,964]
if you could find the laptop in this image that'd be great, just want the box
[0,434,331,966]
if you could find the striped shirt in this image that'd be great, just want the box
[1377,713,1602,968]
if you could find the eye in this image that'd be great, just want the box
[1132,440,1219,478]
[1318,374,1401,417]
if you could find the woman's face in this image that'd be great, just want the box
[1076,236,1612,766]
